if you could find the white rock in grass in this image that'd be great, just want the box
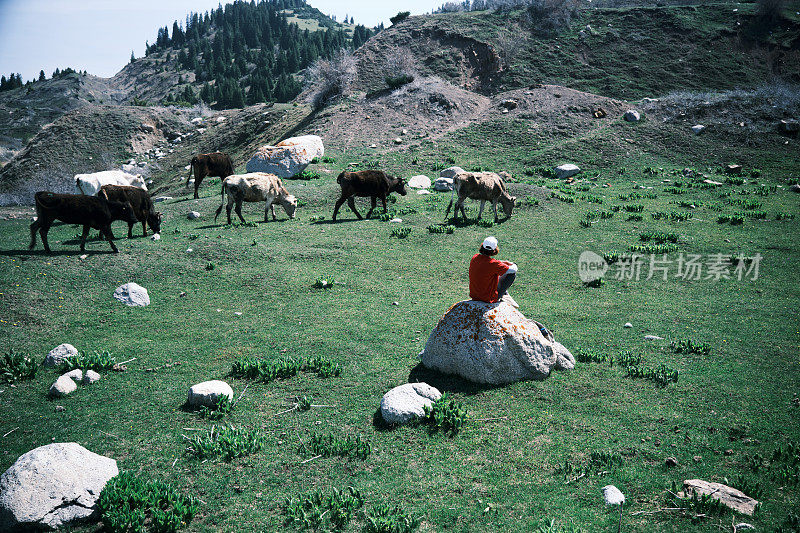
[0,443,118,531]
[82,370,101,385]
[624,322,633,328]
[44,344,78,368]
[187,380,233,408]
[390,218,403,223]
[644,335,664,340]
[151,233,161,241]
[602,485,625,505]
[380,383,442,424]
[407,175,431,189]
[113,283,150,307]
[433,177,454,191]
[623,110,641,122]
[439,166,464,179]
[692,124,706,135]
[49,375,77,398]
[187,211,201,220]
[554,164,581,179]
[417,189,431,195]
[63,369,83,382]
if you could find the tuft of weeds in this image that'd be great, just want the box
[197,394,234,420]
[576,350,609,364]
[183,424,266,461]
[321,156,336,163]
[639,231,678,244]
[427,224,455,234]
[306,355,343,378]
[629,243,679,254]
[231,355,341,382]
[97,471,198,533]
[302,432,371,460]
[205,262,215,271]
[651,211,668,220]
[477,219,495,228]
[583,277,605,288]
[535,519,587,533]
[583,194,603,204]
[665,187,686,195]
[283,486,364,531]
[364,503,423,533]
[313,275,335,289]
[390,227,412,238]
[309,215,325,223]
[731,474,765,499]
[297,395,312,411]
[551,192,576,203]
[61,350,116,372]
[671,339,711,355]
[555,451,624,483]
[0,349,38,384]
[294,170,320,180]
[623,204,644,213]
[626,214,643,221]
[725,176,745,185]
[669,211,693,221]
[775,212,795,220]
[626,363,679,387]
[666,481,730,521]
[422,393,468,436]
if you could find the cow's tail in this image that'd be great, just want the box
[75,177,86,195]
[444,186,455,220]
[214,178,227,222]
[186,157,196,187]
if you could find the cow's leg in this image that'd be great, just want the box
[101,225,119,253]
[332,195,348,221]
[193,172,203,199]
[29,219,40,249]
[381,195,388,213]
[270,203,277,221]
[79,225,90,252]
[492,200,499,223]
[37,218,53,254]
[234,198,246,224]
[128,222,134,239]
[478,200,486,221]
[141,219,147,237]
[226,194,234,224]
[264,198,276,222]
[347,197,362,219]
[365,197,377,219]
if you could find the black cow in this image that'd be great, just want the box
[29,192,137,253]
[332,170,407,221]
[99,184,162,238]
[187,152,234,199]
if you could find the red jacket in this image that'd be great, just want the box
[469,253,510,303]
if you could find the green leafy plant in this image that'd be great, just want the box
[427,224,455,234]
[0,349,38,383]
[183,424,266,461]
[297,395,312,411]
[386,74,414,89]
[583,277,605,288]
[536,519,587,533]
[422,393,467,436]
[309,215,326,222]
[61,350,116,371]
[775,212,795,220]
[364,503,423,533]
[390,227,412,238]
[639,231,678,244]
[626,363,679,387]
[231,355,341,382]
[555,451,623,483]
[283,486,364,530]
[629,243,679,254]
[205,262,215,271]
[97,471,198,533]
[321,156,336,164]
[671,339,711,355]
[313,276,335,289]
[197,394,234,420]
[623,204,644,213]
[302,432,372,460]
[294,170,320,180]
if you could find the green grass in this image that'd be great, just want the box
[1,125,799,532]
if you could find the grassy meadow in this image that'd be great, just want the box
[1,119,799,532]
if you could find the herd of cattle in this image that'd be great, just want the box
[27,151,517,253]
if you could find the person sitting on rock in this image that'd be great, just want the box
[469,236,518,308]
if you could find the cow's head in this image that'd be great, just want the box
[105,198,139,224]
[280,195,298,219]
[500,193,516,218]
[148,211,163,234]
[129,174,148,191]
[390,177,408,196]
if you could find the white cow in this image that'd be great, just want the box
[214,173,297,224]
[75,170,147,196]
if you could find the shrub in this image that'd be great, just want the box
[626,363,679,387]
[422,394,468,436]
[669,211,692,221]
[365,503,423,533]
[390,11,411,25]
[427,224,455,234]
[623,204,644,213]
[629,243,678,254]
[313,276,335,289]
[639,231,678,244]
[386,74,414,89]
[390,227,412,238]
[294,170,320,180]
[283,487,364,531]
[97,471,198,533]
[755,0,786,27]
[183,424,266,461]
[671,339,711,355]
[61,350,116,371]
[302,432,371,460]
[305,50,357,109]
[525,0,579,36]
[0,349,38,383]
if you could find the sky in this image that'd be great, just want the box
[0,0,438,81]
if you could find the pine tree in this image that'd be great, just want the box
[130,50,136,63]
[38,70,46,82]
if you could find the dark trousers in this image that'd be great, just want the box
[497,272,516,299]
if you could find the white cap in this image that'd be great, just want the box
[482,236,498,250]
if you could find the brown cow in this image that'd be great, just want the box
[332,170,407,221]
[214,173,297,224]
[187,152,234,199]
[99,184,162,238]
[29,192,138,253]
[445,171,516,223]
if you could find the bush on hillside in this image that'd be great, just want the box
[524,0,579,35]
[756,0,786,27]
[390,11,411,25]
[305,50,357,109]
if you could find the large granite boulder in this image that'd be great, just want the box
[407,175,431,189]
[187,380,233,408]
[419,300,575,385]
[0,443,118,531]
[380,383,442,424]
[245,135,324,178]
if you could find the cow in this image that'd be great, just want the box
[75,170,147,196]
[187,152,234,199]
[332,170,407,222]
[444,171,516,223]
[29,192,138,254]
[99,184,162,238]
[214,173,297,224]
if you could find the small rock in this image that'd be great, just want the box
[215,116,226,123]
[788,184,800,193]
[370,143,377,148]
[179,291,187,297]
[186,248,193,253]
[500,99,518,110]
[234,312,243,316]
[624,322,633,328]
[644,335,663,340]
[724,449,734,456]
[693,455,702,462]
[380,383,442,424]
[113,283,150,307]
[407,175,431,189]
[389,218,402,223]
[779,119,799,133]
[187,380,233,408]
[187,211,201,220]
[692,125,705,135]
[417,189,431,195]
[151,233,160,241]
[665,457,678,467]
[49,375,77,397]
[82,370,101,385]
[153,196,173,203]
[725,164,743,175]
[501,108,509,114]
[554,164,581,179]
[394,137,403,144]
[79,254,88,260]
[683,479,760,515]
[624,110,641,122]
[734,523,755,532]
[392,301,399,306]
[54,405,65,412]
[401,129,408,135]
[64,369,83,382]
[44,344,78,368]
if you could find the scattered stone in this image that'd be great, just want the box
[692,125,705,135]
[370,143,377,148]
[789,184,800,193]
[394,137,403,144]
[624,322,633,328]
[79,254,88,260]
[392,301,399,306]
[246,135,324,178]
[389,218,402,223]
[725,164,743,175]
[624,110,641,122]
[682,479,760,516]
[417,189,431,195]
[554,164,581,179]
[693,455,702,462]
[187,380,233,408]
[187,178,195,185]
[49,375,77,398]
[407,175,431,189]
[191,117,203,125]
[665,457,678,467]
[401,129,408,135]
[439,166,465,179]
[419,300,574,385]
[140,123,156,133]
[593,107,607,118]
[82,370,101,385]
[499,99,518,110]
[54,406,65,412]
[433,177,454,192]
[151,233,160,241]
[703,179,723,185]
[734,523,755,532]
[44,344,78,368]
[113,283,150,307]
[780,119,799,133]
[187,211,201,220]
[215,116,226,123]
[64,369,83,382]
[179,291,187,297]
[111,364,126,372]
[644,335,663,340]
[234,312,243,316]
[153,196,173,203]
[501,108,509,114]
[0,443,118,530]
[380,383,442,424]
[186,248,193,253]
